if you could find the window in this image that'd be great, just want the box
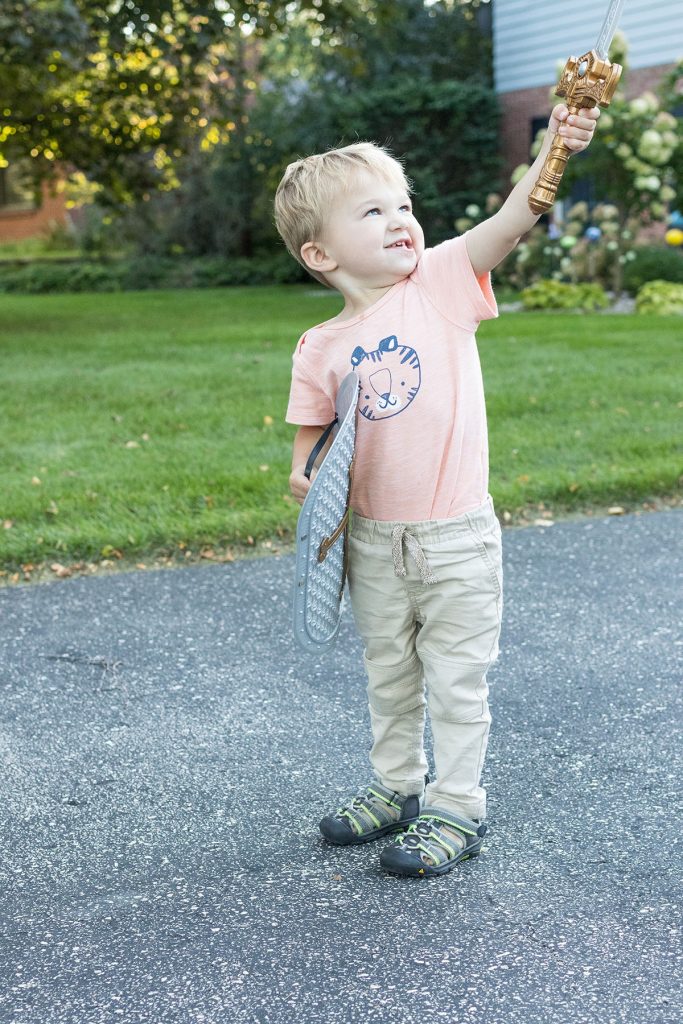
[0,161,36,212]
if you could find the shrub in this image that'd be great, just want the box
[0,261,123,294]
[520,280,610,311]
[635,279,683,314]
[622,245,683,293]
[0,252,306,294]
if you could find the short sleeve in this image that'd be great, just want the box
[285,335,335,426]
[414,233,498,330]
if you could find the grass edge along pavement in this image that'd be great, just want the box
[1,286,681,585]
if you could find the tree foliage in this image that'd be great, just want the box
[1,0,498,257]
[130,0,500,257]
[0,0,399,202]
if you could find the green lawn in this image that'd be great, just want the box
[1,285,681,574]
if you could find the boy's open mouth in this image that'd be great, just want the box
[386,239,413,249]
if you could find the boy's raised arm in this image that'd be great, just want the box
[465,103,600,279]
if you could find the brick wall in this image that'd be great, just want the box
[0,180,72,244]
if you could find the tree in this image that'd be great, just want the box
[105,0,498,257]
[0,0,399,203]
[241,0,500,248]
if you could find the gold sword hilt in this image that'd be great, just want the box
[528,49,623,216]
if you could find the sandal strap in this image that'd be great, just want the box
[336,784,405,836]
[397,808,486,866]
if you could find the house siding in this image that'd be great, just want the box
[493,0,683,94]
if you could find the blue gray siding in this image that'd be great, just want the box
[493,0,683,93]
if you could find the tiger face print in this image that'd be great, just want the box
[350,335,421,422]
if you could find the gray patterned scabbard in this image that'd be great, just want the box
[293,373,359,653]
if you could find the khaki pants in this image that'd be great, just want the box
[347,498,503,821]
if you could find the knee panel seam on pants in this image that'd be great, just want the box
[418,651,498,671]
[420,657,492,724]
[364,651,424,716]
[369,692,427,716]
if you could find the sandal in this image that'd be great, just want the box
[380,807,487,876]
[319,781,423,845]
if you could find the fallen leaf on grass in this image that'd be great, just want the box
[31,476,42,486]
[50,563,72,578]
[608,506,625,515]
[100,545,123,559]
[533,519,554,527]
[3,520,13,530]
[125,440,140,449]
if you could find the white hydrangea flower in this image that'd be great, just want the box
[655,112,678,130]
[465,204,481,219]
[510,164,529,186]
[567,201,589,220]
[638,130,663,162]
[630,97,650,115]
[629,91,660,115]
[635,175,661,191]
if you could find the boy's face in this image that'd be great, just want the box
[310,170,424,290]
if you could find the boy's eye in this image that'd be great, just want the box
[400,204,412,213]
[364,207,381,217]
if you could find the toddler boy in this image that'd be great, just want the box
[275,104,599,877]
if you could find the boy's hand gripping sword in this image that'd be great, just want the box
[528,0,626,215]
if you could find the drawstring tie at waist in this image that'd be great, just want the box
[391,524,438,585]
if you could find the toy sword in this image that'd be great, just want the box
[528,0,626,215]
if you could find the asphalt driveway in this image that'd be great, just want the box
[0,511,681,1024]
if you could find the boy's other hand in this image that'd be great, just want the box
[289,466,313,505]
[549,102,600,153]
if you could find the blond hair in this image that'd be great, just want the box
[274,142,411,286]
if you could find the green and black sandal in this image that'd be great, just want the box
[319,781,423,846]
[380,807,487,877]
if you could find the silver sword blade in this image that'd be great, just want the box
[595,0,627,59]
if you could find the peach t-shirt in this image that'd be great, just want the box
[285,233,498,522]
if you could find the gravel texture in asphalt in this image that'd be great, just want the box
[0,511,681,1024]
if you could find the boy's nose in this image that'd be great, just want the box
[388,211,409,230]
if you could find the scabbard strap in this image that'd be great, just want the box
[304,418,337,480]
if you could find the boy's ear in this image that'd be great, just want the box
[300,241,338,275]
